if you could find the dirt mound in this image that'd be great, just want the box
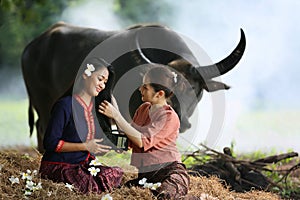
[0,147,280,199]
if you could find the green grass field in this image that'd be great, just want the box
[0,99,37,148]
[1,98,299,154]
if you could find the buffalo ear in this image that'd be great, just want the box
[168,59,192,74]
[203,80,230,92]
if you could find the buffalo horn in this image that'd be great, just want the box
[196,29,246,79]
[135,32,152,64]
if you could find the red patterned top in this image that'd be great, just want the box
[74,95,95,141]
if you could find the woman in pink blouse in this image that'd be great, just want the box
[99,64,190,199]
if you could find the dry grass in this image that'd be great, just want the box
[0,147,281,200]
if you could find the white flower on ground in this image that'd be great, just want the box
[21,171,32,180]
[47,191,52,197]
[85,64,95,76]
[143,182,154,189]
[138,177,147,185]
[150,182,161,190]
[138,177,161,190]
[32,170,38,176]
[88,167,100,176]
[101,193,113,200]
[23,153,30,158]
[24,190,32,196]
[26,180,35,190]
[200,193,219,200]
[32,182,42,191]
[9,176,20,184]
[65,183,74,191]
[90,158,102,166]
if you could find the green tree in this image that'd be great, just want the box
[0,0,174,69]
[0,0,74,69]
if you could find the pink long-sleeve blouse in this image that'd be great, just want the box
[130,102,182,168]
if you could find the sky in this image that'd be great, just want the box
[58,0,300,153]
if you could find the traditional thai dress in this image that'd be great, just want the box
[127,102,190,199]
[39,95,123,194]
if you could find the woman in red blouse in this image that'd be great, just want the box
[39,57,123,194]
[99,64,190,199]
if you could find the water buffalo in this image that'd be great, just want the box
[21,22,246,152]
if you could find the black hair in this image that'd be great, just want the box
[94,64,115,133]
[73,57,113,94]
[56,57,115,136]
[144,64,182,98]
[71,57,115,133]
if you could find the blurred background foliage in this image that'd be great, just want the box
[0,0,70,68]
[0,0,172,70]
[114,0,173,26]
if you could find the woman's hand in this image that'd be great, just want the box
[85,138,111,154]
[98,100,119,119]
[100,100,143,148]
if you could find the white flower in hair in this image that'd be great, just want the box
[172,71,177,83]
[85,63,95,77]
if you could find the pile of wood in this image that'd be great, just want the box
[184,144,299,193]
